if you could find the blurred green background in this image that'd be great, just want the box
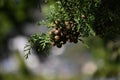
[0,0,120,80]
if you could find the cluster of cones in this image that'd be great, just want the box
[49,20,80,48]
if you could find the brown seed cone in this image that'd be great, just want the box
[52,28,56,32]
[73,31,80,36]
[67,38,73,43]
[65,21,69,25]
[73,39,78,43]
[66,25,71,31]
[58,27,63,31]
[61,40,66,44]
[60,32,63,36]
[54,29,61,35]
[66,35,70,39]
[51,42,56,46]
[73,31,76,35]
[54,35,60,41]
[76,32,80,36]
[73,37,78,43]
[56,43,62,48]
[62,31,67,35]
